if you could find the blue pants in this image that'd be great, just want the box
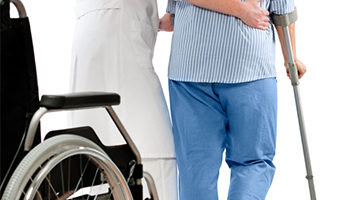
[169,78,278,200]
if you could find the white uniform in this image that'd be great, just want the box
[69,0,177,199]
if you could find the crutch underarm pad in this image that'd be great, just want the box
[271,8,298,27]
[39,92,120,109]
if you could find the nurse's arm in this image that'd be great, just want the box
[185,0,270,30]
[275,22,307,79]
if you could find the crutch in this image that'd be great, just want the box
[272,9,317,200]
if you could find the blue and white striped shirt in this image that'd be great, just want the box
[166,0,295,84]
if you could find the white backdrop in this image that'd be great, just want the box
[12,0,350,199]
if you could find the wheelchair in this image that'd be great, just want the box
[1,92,159,200]
[1,1,159,199]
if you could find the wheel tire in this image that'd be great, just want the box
[2,134,133,200]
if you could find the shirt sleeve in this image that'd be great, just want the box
[269,0,296,15]
[166,0,176,14]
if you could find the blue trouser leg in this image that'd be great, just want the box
[169,78,278,200]
[169,80,227,200]
[215,79,278,199]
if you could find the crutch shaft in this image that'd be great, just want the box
[293,85,316,200]
[284,28,316,198]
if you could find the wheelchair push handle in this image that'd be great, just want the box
[1,0,27,18]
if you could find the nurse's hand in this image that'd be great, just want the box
[159,13,174,32]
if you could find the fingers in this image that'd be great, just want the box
[298,68,307,79]
[257,22,270,30]
[260,8,270,29]
[263,22,270,29]
[258,17,270,30]
[255,13,270,30]
[284,60,307,80]
[296,60,307,79]
[285,68,290,79]
[254,0,269,16]
[263,9,269,16]
[240,0,270,30]
[263,14,270,21]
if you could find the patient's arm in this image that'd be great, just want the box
[160,0,270,32]
[185,0,270,30]
[275,23,307,79]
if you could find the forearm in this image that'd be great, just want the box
[275,22,297,64]
[185,0,245,17]
[275,22,307,79]
[183,0,270,30]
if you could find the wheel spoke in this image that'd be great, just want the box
[86,168,99,200]
[43,175,60,199]
[80,155,84,187]
[107,191,113,200]
[35,191,43,200]
[74,157,91,193]
[60,162,66,195]
[57,190,75,200]
[68,157,71,190]
[92,177,108,200]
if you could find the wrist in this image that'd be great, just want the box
[233,1,245,19]
[284,58,298,65]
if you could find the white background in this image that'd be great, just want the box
[11,0,350,199]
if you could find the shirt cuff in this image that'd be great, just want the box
[269,0,296,15]
[166,0,176,14]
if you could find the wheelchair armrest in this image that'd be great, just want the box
[39,92,120,109]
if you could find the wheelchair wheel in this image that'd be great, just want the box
[2,134,133,200]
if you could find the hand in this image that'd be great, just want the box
[284,59,307,79]
[237,0,270,30]
[159,13,174,32]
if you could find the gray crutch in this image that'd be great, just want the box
[272,9,317,200]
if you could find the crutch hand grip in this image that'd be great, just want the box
[288,63,299,86]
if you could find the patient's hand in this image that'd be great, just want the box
[237,0,270,30]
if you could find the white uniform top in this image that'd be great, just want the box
[69,0,175,158]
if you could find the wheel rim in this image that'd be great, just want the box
[3,135,134,200]
[22,146,131,200]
